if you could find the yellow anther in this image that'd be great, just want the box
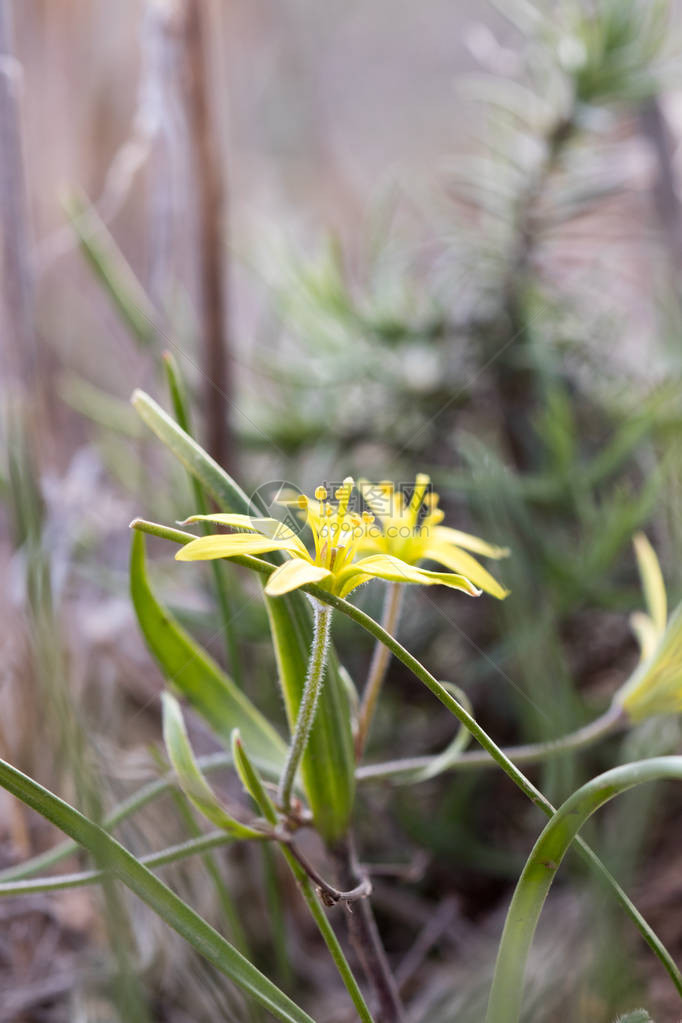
[415,473,430,487]
[423,491,440,507]
[379,480,394,493]
[315,485,328,501]
[362,511,374,524]
[296,494,308,509]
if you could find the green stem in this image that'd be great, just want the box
[277,601,333,812]
[355,582,405,759]
[356,704,625,782]
[284,849,376,1023]
[233,733,375,1023]
[486,757,682,1023]
[0,829,234,896]
[0,757,313,1023]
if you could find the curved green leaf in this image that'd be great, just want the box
[486,757,682,1023]
[162,694,266,839]
[130,530,286,778]
[0,756,313,1023]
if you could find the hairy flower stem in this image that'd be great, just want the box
[277,601,332,812]
[356,583,405,759]
[333,834,405,1023]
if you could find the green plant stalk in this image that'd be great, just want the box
[0,829,236,896]
[486,757,682,1023]
[261,843,293,988]
[288,858,376,1023]
[233,733,375,1023]
[163,352,244,689]
[0,757,313,1023]
[356,703,625,782]
[277,601,333,812]
[355,581,405,758]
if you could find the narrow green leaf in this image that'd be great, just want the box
[231,731,278,826]
[132,390,250,512]
[0,757,314,1023]
[162,694,265,839]
[130,530,286,778]
[131,390,356,841]
[486,758,682,1023]
[64,191,157,349]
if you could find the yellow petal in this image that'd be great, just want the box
[181,513,308,553]
[264,558,332,597]
[342,554,480,595]
[630,611,660,663]
[616,602,682,720]
[431,525,510,559]
[422,541,509,599]
[633,532,667,634]
[339,573,373,598]
[176,533,305,562]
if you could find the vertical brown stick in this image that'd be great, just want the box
[180,0,233,473]
[0,0,38,390]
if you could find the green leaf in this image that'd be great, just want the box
[486,757,682,1023]
[132,390,356,841]
[232,730,278,826]
[130,530,286,778]
[0,756,314,1023]
[132,390,250,512]
[64,191,157,349]
[162,694,265,839]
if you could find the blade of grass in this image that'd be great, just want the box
[64,191,157,348]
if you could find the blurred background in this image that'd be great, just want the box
[1,0,681,1020]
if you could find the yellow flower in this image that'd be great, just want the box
[175,476,482,600]
[355,474,510,599]
[614,533,682,721]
